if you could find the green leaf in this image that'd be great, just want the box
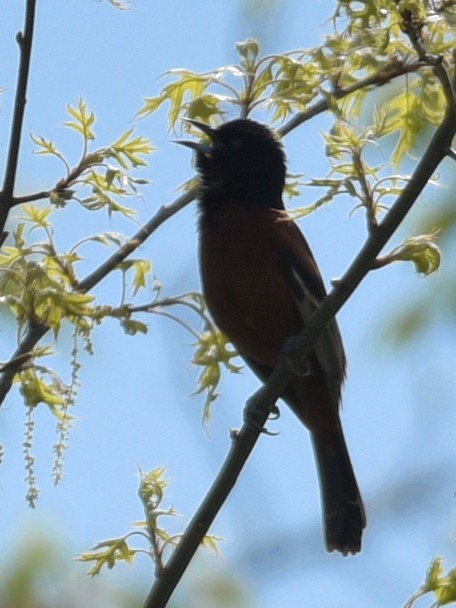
[236,38,260,70]
[63,98,95,142]
[78,538,137,576]
[382,234,441,275]
[192,329,241,421]
[137,95,166,117]
[120,318,148,336]
[30,133,63,157]
[138,70,209,127]
[139,466,169,507]
[18,368,65,409]
[425,557,444,592]
[131,259,152,295]
[202,534,223,558]
[20,205,53,228]
[109,128,154,169]
[187,94,224,123]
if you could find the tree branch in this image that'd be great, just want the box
[0,322,49,405]
[10,190,52,206]
[0,188,196,406]
[0,0,37,245]
[279,58,424,136]
[143,90,456,608]
[76,188,196,292]
[399,8,456,109]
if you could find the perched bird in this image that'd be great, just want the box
[177,118,366,555]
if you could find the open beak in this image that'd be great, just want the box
[173,118,216,155]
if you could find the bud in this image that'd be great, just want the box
[236,39,260,68]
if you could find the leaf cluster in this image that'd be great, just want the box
[0,193,156,491]
[192,328,242,422]
[32,99,153,216]
[405,557,456,607]
[78,467,221,576]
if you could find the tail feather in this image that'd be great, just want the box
[312,430,366,555]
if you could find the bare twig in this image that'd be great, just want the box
[0,352,33,372]
[0,0,37,245]
[10,190,52,206]
[352,150,377,232]
[76,188,196,291]
[143,89,456,608]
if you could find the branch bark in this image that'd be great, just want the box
[76,188,196,292]
[0,0,37,245]
[279,58,424,137]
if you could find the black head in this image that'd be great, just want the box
[177,119,286,210]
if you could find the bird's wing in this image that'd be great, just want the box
[275,218,346,403]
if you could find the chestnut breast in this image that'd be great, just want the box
[199,202,302,367]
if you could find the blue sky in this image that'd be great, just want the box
[1,1,456,606]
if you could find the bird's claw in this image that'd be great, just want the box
[269,404,280,420]
[243,398,280,436]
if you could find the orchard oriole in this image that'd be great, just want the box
[178,118,366,555]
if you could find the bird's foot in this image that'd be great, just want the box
[243,397,280,436]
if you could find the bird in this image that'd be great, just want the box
[177,117,366,555]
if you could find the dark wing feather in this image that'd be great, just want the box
[275,220,346,405]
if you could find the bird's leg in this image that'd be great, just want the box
[243,395,280,436]
[281,335,312,377]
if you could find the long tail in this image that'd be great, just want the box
[312,427,366,555]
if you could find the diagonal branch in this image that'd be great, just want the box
[0,0,37,245]
[76,188,196,292]
[279,58,424,136]
[143,95,456,608]
[0,188,196,406]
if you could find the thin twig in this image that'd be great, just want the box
[11,190,52,206]
[352,150,377,232]
[399,7,456,107]
[279,59,424,136]
[0,352,33,372]
[0,0,37,245]
[76,188,196,292]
